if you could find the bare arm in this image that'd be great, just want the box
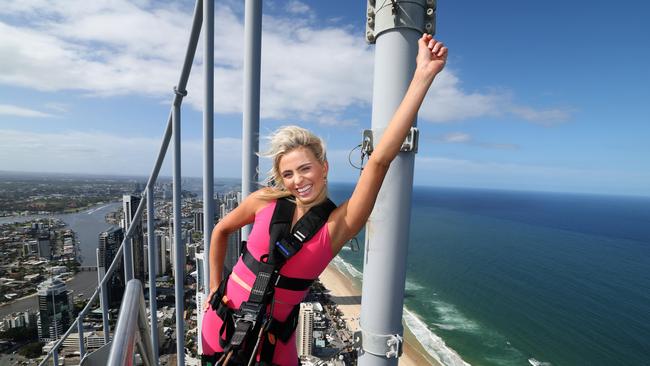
[204,190,267,309]
[329,34,448,253]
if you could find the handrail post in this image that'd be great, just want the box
[172,86,186,366]
[202,0,215,290]
[237,0,262,240]
[241,0,263,241]
[52,349,58,366]
[146,186,160,364]
[77,315,86,359]
[97,248,111,344]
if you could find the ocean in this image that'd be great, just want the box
[328,184,650,366]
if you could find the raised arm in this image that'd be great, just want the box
[329,34,447,253]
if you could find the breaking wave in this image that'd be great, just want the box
[404,308,471,366]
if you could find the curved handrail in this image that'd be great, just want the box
[106,280,154,366]
[37,0,204,364]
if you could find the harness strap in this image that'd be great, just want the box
[265,303,301,342]
[211,197,336,365]
[242,248,314,291]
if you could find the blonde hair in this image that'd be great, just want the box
[258,125,328,207]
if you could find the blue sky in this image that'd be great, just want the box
[0,0,648,196]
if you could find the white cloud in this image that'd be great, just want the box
[0,104,53,118]
[0,0,569,127]
[442,132,471,143]
[510,106,571,125]
[422,71,572,125]
[0,129,243,177]
[434,132,519,150]
[286,1,311,15]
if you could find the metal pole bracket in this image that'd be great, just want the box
[366,0,437,44]
[355,328,404,358]
[361,127,419,155]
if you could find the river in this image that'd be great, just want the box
[0,203,121,317]
[0,202,121,266]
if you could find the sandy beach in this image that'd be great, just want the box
[318,263,442,366]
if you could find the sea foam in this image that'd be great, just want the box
[332,256,363,279]
[429,299,481,333]
[331,256,471,366]
[404,308,471,366]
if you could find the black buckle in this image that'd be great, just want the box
[230,302,264,348]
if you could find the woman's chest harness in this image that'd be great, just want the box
[209,197,336,366]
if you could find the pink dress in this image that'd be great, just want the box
[201,200,334,365]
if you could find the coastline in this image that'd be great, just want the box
[318,263,442,366]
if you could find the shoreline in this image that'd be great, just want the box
[318,263,442,366]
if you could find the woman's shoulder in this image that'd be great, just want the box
[248,188,278,213]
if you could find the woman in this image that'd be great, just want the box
[202,34,448,366]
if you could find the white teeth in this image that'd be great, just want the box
[297,185,312,194]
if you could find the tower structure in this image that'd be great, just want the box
[36,278,72,342]
[220,191,242,277]
[123,194,146,282]
[98,227,125,307]
[297,302,315,358]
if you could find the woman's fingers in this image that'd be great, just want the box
[203,289,215,312]
[432,41,444,55]
[438,46,448,58]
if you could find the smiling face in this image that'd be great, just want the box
[278,146,328,205]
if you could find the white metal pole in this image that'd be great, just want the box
[241,0,262,241]
[97,249,110,344]
[172,87,185,365]
[146,187,159,364]
[359,1,432,365]
[202,0,215,296]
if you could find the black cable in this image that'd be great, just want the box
[348,144,364,171]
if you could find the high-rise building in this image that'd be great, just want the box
[2,311,35,330]
[24,241,38,256]
[297,302,315,357]
[123,195,145,283]
[195,251,207,355]
[37,278,72,342]
[194,211,204,233]
[98,227,125,307]
[161,234,171,276]
[220,192,241,278]
[37,235,51,259]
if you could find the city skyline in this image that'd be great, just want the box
[1,0,649,197]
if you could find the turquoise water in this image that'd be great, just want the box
[329,184,650,366]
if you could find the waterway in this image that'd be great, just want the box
[0,203,121,317]
[0,202,121,266]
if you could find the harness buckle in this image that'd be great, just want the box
[230,301,265,348]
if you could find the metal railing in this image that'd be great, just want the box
[37,0,212,365]
[106,280,155,366]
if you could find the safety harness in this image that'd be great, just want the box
[206,197,336,366]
